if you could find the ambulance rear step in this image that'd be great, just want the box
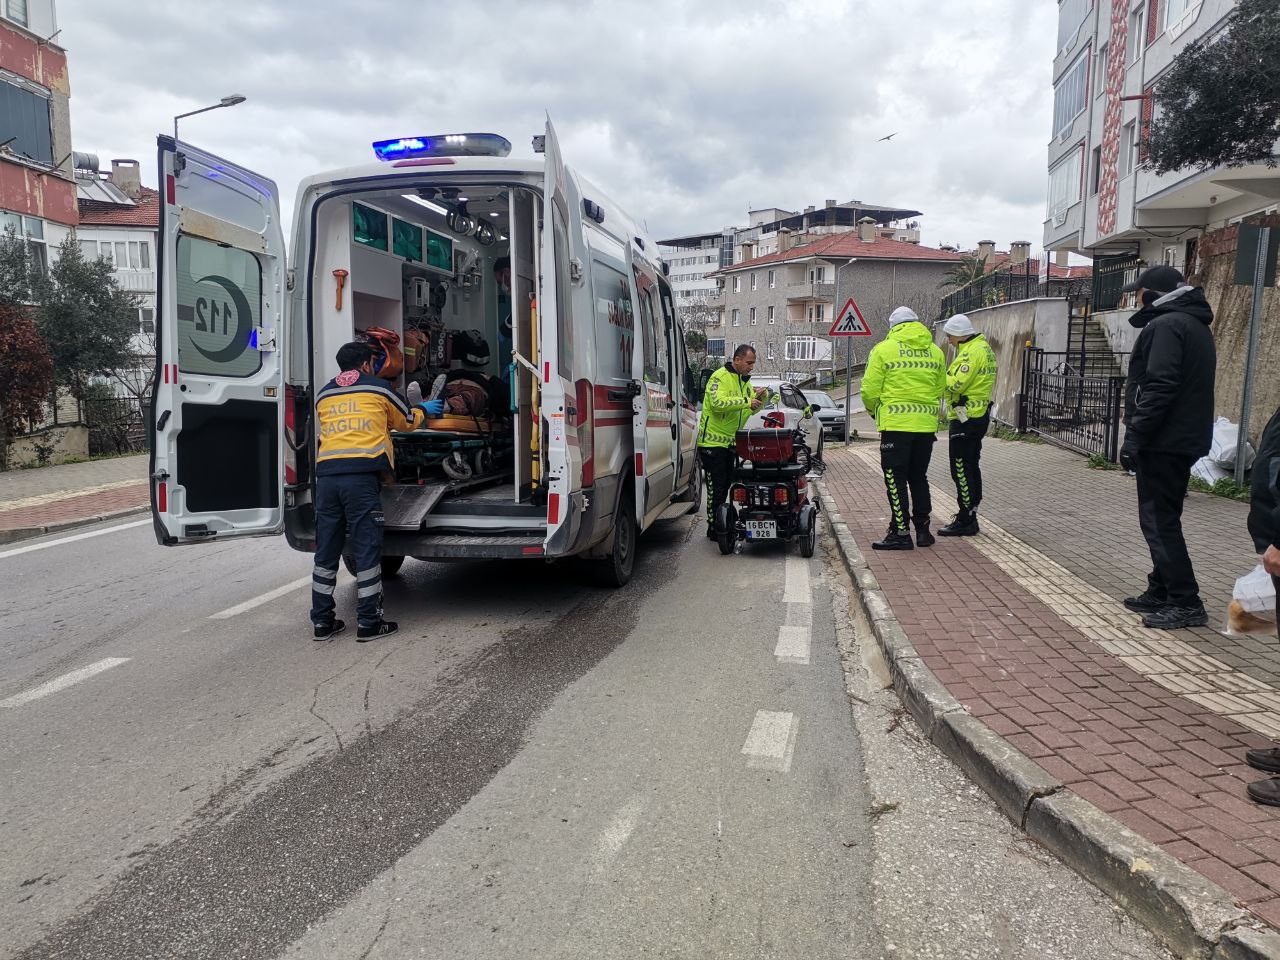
[407,533,547,559]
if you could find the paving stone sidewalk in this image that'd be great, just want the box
[0,454,148,535]
[823,437,1280,931]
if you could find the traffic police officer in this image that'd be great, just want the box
[310,341,443,641]
[697,344,765,537]
[939,313,998,536]
[861,306,946,551]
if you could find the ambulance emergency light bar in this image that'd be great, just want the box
[372,133,512,161]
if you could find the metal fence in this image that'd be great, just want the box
[1022,348,1125,462]
[1091,254,1142,312]
[939,266,1093,319]
[84,395,148,456]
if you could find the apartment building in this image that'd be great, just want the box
[1045,0,1271,271]
[0,0,76,270]
[710,218,961,384]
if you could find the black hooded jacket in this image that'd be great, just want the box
[1249,406,1280,553]
[1123,286,1216,458]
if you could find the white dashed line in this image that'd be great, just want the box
[209,576,311,620]
[0,519,150,561]
[776,554,814,664]
[741,710,799,772]
[595,798,644,869]
[2,658,130,708]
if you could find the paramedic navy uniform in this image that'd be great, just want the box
[310,370,425,630]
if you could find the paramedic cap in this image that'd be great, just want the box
[943,314,977,337]
[1122,264,1184,294]
[887,306,919,327]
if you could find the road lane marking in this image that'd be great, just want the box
[595,798,644,869]
[209,576,311,620]
[2,658,130,708]
[777,554,814,663]
[0,519,150,561]
[741,710,799,772]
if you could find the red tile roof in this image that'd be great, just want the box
[77,187,161,228]
[969,250,1092,280]
[717,232,963,273]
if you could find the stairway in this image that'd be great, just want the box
[1066,315,1125,378]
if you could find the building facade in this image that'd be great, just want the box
[709,219,961,383]
[0,0,75,270]
[1045,0,1272,272]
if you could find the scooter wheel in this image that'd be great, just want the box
[442,451,473,481]
[714,504,735,556]
[799,505,817,558]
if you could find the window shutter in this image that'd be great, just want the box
[1146,0,1160,45]
[1138,85,1154,164]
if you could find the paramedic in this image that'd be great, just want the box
[938,313,998,537]
[860,306,946,551]
[697,344,766,538]
[310,341,444,642]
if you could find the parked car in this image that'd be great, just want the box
[747,378,823,461]
[803,390,847,439]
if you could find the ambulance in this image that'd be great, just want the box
[148,120,702,586]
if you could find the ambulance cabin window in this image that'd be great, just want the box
[632,267,666,386]
[592,260,633,384]
[175,234,263,377]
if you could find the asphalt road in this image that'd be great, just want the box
[0,512,1173,959]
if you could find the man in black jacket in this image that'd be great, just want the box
[1119,265,1217,630]
[1243,406,1280,806]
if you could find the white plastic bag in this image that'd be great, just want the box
[1234,564,1277,614]
[1191,456,1230,485]
[1209,416,1256,470]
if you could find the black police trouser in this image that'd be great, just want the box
[311,472,385,628]
[948,412,990,517]
[700,446,735,526]
[880,431,935,532]
[1135,450,1200,606]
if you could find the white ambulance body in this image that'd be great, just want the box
[148,121,701,586]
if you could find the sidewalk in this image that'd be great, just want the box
[0,454,149,542]
[822,433,1280,946]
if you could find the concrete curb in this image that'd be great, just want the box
[817,479,1280,960]
[0,504,150,546]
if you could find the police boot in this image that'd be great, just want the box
[872,525,914,551]
[914,518,935,548]
[938,512,980,537]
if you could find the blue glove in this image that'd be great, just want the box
[419,400,445,417]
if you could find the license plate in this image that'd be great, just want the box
[745,520,776,539]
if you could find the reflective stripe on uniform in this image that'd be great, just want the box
[357,583,382,599]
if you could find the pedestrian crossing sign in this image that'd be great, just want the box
[829,298,871,336]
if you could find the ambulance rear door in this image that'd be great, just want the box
[150,137,288,545]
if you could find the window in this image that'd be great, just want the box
[1047,148,1083,222]
[140,241,151,269]
[1120,121,1136,176]
[99,242,115,266]
[750,273,757,291]
[732,276,741,293]
[174,234,263,378]
[5,0,27,27]
[731,308,740,326]
[0,76,53,166]
[79,239,97,260]
[767,269,775,289]
[139,307,155,335]
[1127,7,1144,62]
[707,337,726,357]
[1052,52,1089,137]
[4,211,46,274]
[1057,0,1089,53]
[114,241,127,265]
[768,305,776,324]
[1094,41,1108,95]
[815,303,824,322]
[1162,0,1196,33]
[809,266,826,283]
[632,267,667,385]
[1090,145,1102,195]
[786,336,821,361]
[766,342,775,361]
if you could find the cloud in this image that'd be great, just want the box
[58,0,1058,252]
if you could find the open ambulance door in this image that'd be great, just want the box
[538,117,586,551]
[150,137,288,545]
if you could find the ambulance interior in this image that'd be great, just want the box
[309,181,544,529]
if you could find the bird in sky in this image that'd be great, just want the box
[877,133,898,142]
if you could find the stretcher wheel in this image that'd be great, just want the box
[442,451,473,481]
[472,448,493,475]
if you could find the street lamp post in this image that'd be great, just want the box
[173,95,247,141]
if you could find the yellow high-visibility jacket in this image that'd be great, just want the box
[315,372,424,476]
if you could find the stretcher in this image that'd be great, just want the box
[392,419,513,482]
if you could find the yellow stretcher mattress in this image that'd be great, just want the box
[422,415,494,433]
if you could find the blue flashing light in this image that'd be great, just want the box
[372,133,512,162]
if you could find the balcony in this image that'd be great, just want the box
[114,269,156,293]
[786,282,835,302]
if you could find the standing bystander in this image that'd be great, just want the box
[1244,406,1280,806]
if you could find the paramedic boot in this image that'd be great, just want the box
[357,620,399,642]
[914,518,935,548]
[872,525,914,551]
[938,512,980,537]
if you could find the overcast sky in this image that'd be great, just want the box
[58,0,1056,252]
